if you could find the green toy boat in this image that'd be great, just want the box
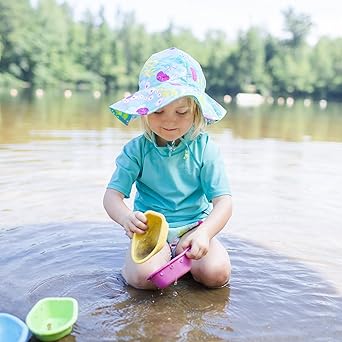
[26,297,78,341]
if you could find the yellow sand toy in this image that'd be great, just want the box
[131,210,168,264]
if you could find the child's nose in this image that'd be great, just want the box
[162,111,176,122]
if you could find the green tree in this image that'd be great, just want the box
[0,0,36,85]
[227,27,270,94]
[0,1,340,100]
[282,7,313,48]
[268,46,314,96]
[202,30,232,94]
[33,0,72,87]
[114,10,152,91]
[311,37,342,99]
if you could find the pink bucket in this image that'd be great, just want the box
[147,248,192,289]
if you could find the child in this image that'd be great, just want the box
[103,47,232,289]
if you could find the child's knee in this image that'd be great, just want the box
[122,266,157,290]
[207,268,230,288]
[192,263,231,288]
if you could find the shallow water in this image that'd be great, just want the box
[1,94,342,341]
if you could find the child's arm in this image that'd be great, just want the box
[181,194,232,259]
[200,194,232,238]
[103,188,147,238]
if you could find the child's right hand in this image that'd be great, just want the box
[122,211,148,239]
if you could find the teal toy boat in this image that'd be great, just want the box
[0,313,31,342]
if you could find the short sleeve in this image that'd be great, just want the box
[200,136,231,201]
[107,138,143,198]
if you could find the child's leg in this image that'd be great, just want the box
[122,243,171,289]
[176,233,231,288]
[191,238,231,288]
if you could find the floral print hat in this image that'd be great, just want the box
[109,47,227,125]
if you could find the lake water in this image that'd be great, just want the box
[1,92,342,341]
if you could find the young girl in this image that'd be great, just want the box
[103,47,232,289]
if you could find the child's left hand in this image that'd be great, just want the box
[180,229,210,260]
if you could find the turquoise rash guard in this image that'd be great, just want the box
[107,130,231,238]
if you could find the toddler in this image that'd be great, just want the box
[104,47,232,289]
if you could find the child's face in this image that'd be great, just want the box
[147,97,194,145]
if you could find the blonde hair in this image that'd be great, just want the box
[141,96,206,141]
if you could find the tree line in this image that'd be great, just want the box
[0,0,341,100]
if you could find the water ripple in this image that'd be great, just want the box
[1,222,341,341]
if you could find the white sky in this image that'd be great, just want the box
[62,0,341,43]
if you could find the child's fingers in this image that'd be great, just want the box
[185,242,208,260]
[134,211,147,223]
[135,227,146,234]
[128,224,146,235]
[124,221,145,236]
[131,212,147,230]
[180,238,191,250]
[186,244,199,259]
[125,229,133,239]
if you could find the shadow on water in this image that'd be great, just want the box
[1,222,341,341]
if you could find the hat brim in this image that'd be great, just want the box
[109,85,227,126]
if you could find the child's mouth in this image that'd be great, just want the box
[163,128,177,131]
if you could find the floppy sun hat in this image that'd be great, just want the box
[109,47,227,125]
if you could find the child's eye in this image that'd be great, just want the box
[154,110,163,114]
[177,110,188,115]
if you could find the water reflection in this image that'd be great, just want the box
[218,102,342,142]
[0,92,341,144]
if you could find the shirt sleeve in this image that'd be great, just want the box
[107,138,142,198]
[200,135,231,201]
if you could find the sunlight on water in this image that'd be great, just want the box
[1,93,342,341]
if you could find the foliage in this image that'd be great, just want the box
[0,0,341,99]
